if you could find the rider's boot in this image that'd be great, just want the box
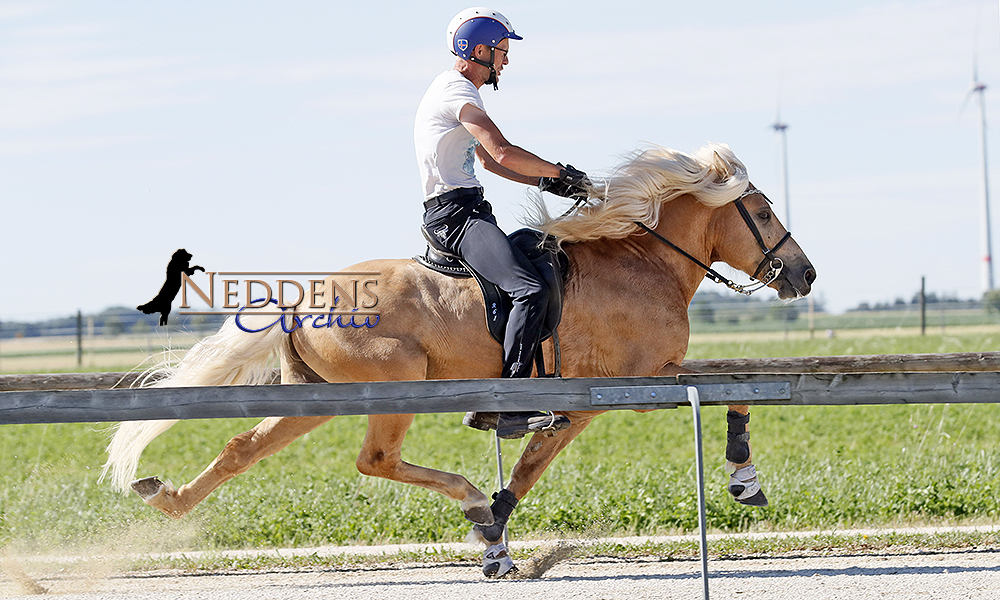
[463,411,570,439]
[463,353,571,438]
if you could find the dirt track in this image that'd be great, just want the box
[5,549,998,599]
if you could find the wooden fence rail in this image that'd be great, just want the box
[1,370,999,426]
[3,352,1000,393]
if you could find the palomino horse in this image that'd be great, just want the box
[103,142,814,574]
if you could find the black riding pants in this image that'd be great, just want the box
[423,188,549,378]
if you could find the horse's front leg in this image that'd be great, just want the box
[725,404,767,506]
[661,363,768,507]
[355,413,494,526]
[133,415,333,518]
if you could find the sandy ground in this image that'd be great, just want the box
[3,544,998,599]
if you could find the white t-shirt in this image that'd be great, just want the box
[414,70,486,200]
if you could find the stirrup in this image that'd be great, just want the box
[496,411,571,439]
[463,411,498,431]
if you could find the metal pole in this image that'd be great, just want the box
[687,386,710,600]
[495,434,508,546]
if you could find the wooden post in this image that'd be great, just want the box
[808,295,815,339]
[76,310,83,367]
[920,277,926,336]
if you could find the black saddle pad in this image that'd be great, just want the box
[414,228,569,346]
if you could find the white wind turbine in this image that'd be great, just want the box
[966,56,994,293]
[771,109,791,230]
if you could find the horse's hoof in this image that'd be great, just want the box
[736,489,769,507]
[482,542,517,578]
[728,465,768,507]
[131,476,165,501]
[463,504,495,526]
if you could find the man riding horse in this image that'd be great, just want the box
[105,7,814,583]
[414,7,587,439]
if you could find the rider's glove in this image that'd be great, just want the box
[539,164,591,200]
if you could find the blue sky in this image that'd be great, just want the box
[2,0,999,321]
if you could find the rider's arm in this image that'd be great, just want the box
[475,145,537,185]
[459,103,562,182]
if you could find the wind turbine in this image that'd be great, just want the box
[771,110,791,230]
[771,108,811,334]
[967,59,994,293]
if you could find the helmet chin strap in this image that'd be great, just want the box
[470,47,499,90]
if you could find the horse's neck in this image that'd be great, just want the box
[556,200,715,374]
[565,198,717,311]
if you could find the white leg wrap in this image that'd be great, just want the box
[728,465,761,501]
[482,542,516,578]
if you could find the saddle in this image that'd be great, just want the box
[415,227,569,374]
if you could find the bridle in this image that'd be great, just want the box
[632,185,792,296]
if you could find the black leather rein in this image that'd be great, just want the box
[634,185,791,296]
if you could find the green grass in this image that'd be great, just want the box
[685,329,1000,359]
[3,330,1000,558]
[689,306,1000,334]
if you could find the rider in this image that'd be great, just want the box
[415,7,589,439]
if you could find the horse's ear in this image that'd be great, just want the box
[713,151,732,178]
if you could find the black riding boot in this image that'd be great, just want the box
[463,410,570,439]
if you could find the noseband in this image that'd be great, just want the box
[633,186,791,296]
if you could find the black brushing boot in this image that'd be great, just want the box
[474,489,519,577]
[726,411,768,507]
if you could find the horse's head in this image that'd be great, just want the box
[711,185,815,299]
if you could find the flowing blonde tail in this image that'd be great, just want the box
[100,311,287,492]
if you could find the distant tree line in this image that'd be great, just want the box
[0,306,227,339]
[688,290,814,324]
[849,292,981,312]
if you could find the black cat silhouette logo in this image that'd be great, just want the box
[137,249,205,326]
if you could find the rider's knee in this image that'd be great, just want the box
[516,279,549,307]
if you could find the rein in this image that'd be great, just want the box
[550,182,792,295]
[562,184,790,296]
[636,185,791,296]
[633,220,774,296]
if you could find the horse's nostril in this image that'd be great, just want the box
[804,268,816,285]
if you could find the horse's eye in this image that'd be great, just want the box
[757,209,770,221]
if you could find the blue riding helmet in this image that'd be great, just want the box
[446,7,522,59]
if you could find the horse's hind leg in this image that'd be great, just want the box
[134,415,333,518]
[468,409,602,545]
[355,413,493,525]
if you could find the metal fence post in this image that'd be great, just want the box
[687,386,710,600]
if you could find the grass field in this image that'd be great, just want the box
[2,328,1000,557]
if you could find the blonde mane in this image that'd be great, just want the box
[525,142,750,243]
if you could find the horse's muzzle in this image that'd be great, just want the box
[774,264,816,299]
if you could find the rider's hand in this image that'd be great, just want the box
[539,164,591,200]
